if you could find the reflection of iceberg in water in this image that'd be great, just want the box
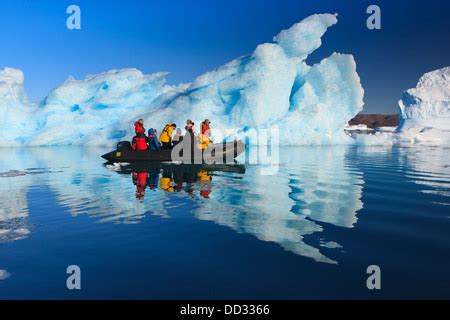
[36,148,172,223]
[0,147,168,225]
[0,269,11,280]
[286,147,364,228]
[193,146,364,264]
[0,166,32,242]
[400,147,450,199]
[0,146,365,264]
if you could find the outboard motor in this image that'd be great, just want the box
[117,141,132,150]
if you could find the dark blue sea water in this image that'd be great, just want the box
[0,146,449,299]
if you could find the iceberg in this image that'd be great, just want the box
[0,13,364,147]
[355,67,450,146]
[0,68,169,147]
[398,67,450,132]
[396,67,450,144]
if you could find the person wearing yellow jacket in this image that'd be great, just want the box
[159,123,177,149]
[197,133,212,150]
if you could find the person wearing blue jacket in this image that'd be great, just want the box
[148,128,161,151]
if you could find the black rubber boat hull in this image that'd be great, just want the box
[101,140,245,163]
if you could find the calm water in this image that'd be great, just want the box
[0,145,449,299]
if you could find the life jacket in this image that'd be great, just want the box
[159,124,174,143]
[197,133,211,150]
[135,122,145,134]
[132,137,148,151]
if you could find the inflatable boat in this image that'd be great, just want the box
[101,140,245,163]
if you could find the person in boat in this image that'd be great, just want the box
[184,119,196,150]
[172,128,183,146]
[197,119,212,150]
[147,128,161,151]
[201,119,211,135]
[132,132,149,151]
[185,119,196,134]
[131,119,149,151]
[197,132,212,150]
[159,123,177,150]
[134,119,146,135]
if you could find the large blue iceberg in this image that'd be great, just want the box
[0,14,364,147]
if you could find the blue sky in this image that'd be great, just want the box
[0,0,449,114]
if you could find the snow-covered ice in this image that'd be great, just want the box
[0,14,364,147]
[394,67,450,144]
[374,126,397,133]
[355,67,450,146]
[344,124,373,131]
[398,67,450,132]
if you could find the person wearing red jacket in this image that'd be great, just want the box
[132,134,148,150]
[201,119,211,135]
[132,119,148,150]
[134,119,145,135]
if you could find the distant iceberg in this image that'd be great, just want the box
[398,67,450,132]
[396,67,450,144]
[0,13,365,147]
[355,67,450,146]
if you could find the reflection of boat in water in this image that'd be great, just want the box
[113,162,245,175]
[101,140,245,163]
[108,162,245,200]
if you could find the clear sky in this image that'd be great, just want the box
[1,0,449,114]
